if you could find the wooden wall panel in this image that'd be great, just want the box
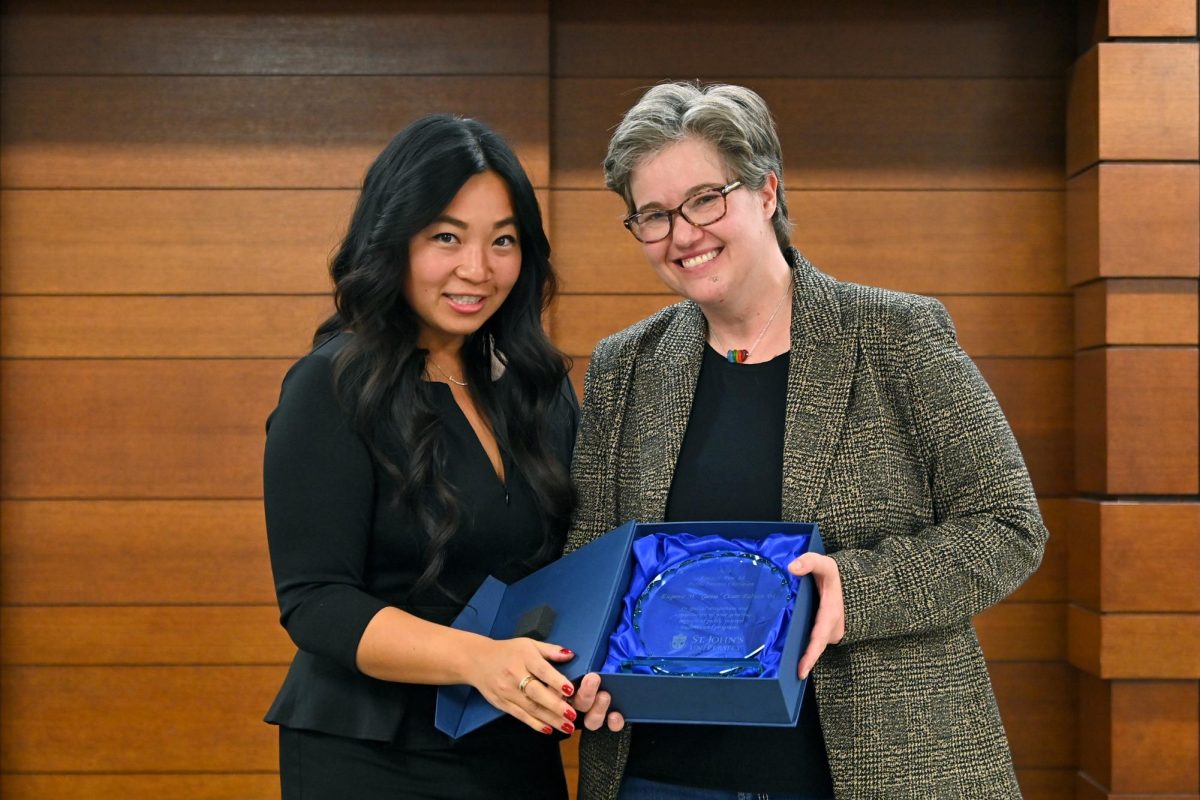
[1066,43,1200,176]
[551,190,1066,295]
[1075,775,1199,800]
[1018,769,1076,800]
[1075,279,1200,348]
[553,295,678,354]
[552,0,1072,78]
[553,79,1064,191]
[0,2,1086,796]
[0,187,550,295]
[0,500,274,605]
[990,661,1077,768]
[1078,674,1200,794]
[0,1,548,797]
[1106,0,1199,37]
[1081,0,1200,47]
[1,0,549,76]
[1,297,330,358]
[1,77,550,189]
[1,607,290,666]
[561,737,580,800]
[976,603,1066,662]
[0,360,286,499]
[977,358,1074,498]
[1068,606,1200,679]
[1066,164,1200,284]
[937,297,1073,357]
[0,666,283,772]
[0,189,351,294]
[1074,347,1200,495]
[1,775,278,800]
[796,190,1066,291]
[1068,501,1200,612]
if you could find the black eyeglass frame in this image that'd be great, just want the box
[622,180,743,243]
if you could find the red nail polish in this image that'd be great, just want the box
[541,725,553,735]
[559,647,574,656]
[562,683,575,696]
[564,707,577,722]
[561,721,574,734]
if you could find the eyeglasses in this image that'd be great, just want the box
[622,181,743,243]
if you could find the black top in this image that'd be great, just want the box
[262,333,576,795]
[624,345,834,795]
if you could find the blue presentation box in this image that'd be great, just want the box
[435,520,823,739]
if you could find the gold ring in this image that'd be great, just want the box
[518,674,536,695]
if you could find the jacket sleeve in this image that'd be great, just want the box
[830,297,1048,645]
[263,350,389,671]
[565,337,627,554]
[558,372,582,467]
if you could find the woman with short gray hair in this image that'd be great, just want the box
[603,82,794,249]
[566,82,1046,799]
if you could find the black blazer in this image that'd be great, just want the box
[263,332,578,742]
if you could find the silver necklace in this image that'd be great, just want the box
[427,356,468,387]
[709,280,791,364]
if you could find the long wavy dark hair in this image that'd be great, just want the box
[313,114,573,602]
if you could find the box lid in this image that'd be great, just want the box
[434,521,636,738]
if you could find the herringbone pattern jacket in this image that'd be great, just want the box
[565,250,1047,799]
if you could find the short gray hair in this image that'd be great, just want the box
[603,82,792,248]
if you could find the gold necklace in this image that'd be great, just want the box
[709,279,791,364]
[426,356,468,387]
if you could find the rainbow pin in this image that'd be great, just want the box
[726,349,749,364]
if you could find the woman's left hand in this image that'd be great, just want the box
[788,552,846,680]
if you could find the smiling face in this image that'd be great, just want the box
[405,170,521,355]
[627,137,780,311]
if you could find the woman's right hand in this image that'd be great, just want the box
[462,636,579,735]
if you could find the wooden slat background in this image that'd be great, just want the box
[1065,42,1199,177]
[1077,674,1200,795]
[0,189,354,294]
[1065,164,1200,285]
[1,76,551,189]
[1074,347,1200,496]
[0,1,1089,798]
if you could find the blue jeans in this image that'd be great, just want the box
[617,775,833,800]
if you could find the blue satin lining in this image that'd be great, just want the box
[601,532,811,677]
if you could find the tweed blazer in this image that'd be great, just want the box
[564,249,1048,800]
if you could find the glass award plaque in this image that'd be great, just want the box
[621,550,794,676]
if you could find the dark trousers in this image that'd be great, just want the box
[279,725,568,800]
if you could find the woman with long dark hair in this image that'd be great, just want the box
[263,115,582,799]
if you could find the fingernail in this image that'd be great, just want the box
[562,683,575,696]
[564,707,577,722]
[541,725,553,735]
[559,648,574,657]
[561,721,574,734]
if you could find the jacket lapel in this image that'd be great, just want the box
[636,301,705,521]
[629,252,855,525]
[781,252,858,523]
